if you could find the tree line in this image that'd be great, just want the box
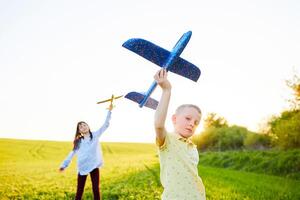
[193,73,300,151]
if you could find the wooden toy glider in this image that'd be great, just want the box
[122,31,201,110]
[97,95,123,106]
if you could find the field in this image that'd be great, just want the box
[0,139,299,199]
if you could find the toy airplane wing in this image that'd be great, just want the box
[122,39,169,67]
[122,39,200,82]
[97,95,123,104]
[169,57,201,82]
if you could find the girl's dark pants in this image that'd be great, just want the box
[75,168,100,200]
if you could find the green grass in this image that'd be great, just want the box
[0,138,299,199]
[200,166,300,200]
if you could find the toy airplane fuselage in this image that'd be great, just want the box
[122,31,201,110]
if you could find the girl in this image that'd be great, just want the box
[59,104,113,200]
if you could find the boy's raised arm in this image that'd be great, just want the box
[154,69,172,146]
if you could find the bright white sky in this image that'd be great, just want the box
[0,0,299,143]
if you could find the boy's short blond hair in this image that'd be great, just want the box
[175,104,202,115]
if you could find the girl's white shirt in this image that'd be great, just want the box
[60,110,111,175]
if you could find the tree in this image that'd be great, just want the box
[267,72,300,149]
[244,132,271,150]
[194,124,250,151]
[286,72,300,110]
[268,110,300,149]
[203,113,228,129]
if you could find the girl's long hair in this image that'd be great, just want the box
[73,121,93,150]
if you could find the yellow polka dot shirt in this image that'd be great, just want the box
[156,132,206,200]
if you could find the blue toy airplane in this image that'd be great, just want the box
[122,31,201,110]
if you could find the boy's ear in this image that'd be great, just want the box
[171,114,176,124]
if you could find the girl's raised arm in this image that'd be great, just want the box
[93,108,112,138]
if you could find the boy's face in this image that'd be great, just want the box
[172,107,201,138]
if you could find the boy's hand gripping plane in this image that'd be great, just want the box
[122,31,201,110]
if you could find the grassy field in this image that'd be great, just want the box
[0,138,299,200]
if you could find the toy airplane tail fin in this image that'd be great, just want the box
[125,92,158,110]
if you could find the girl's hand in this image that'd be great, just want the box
[108,103,114,111]
[59,167,65,172]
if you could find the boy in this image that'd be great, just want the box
[154,69,206,200]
